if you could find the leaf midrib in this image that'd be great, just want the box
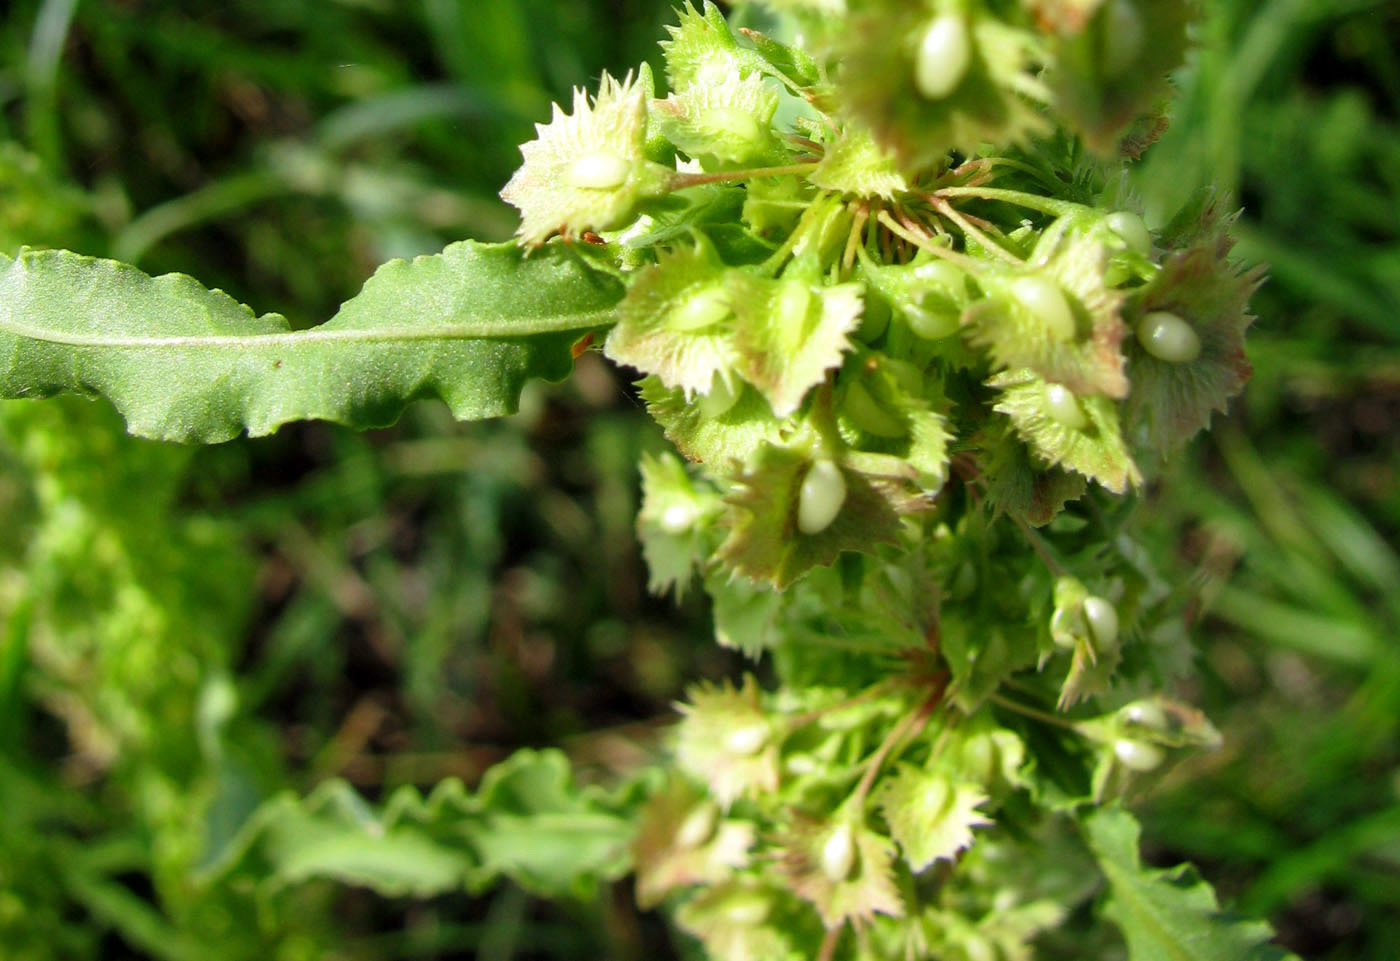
[0,307,617,350]
[1102,859,1203,961]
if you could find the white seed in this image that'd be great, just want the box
[963,934,998,961]
[913,259,966,290]
[1105,210,1152,256]
[919,775,950,815]
[659,500,698,535]
[1114,738,1165,772]
[1101,0,1146,80]
[1137,311,1202,363]
[1011,276,1076,342]
[1050,608,1078,648]
[844,380,906,438]
[725,893,770,926]
[726,722,769,757]
[676,802,719,849]
[821,823,857,882]
[776,282,815,334]
[566,151,632,190]
[915,15,973,101]
[698,374,740,420]
[1083,595,1119,649]
[706,106,764,147]
[1043,383,1088,431]
[1120,700,1169,732]
[905,303,961,340]
[961,734,996,781]
[797,459,847,535]
[670,286,732,332]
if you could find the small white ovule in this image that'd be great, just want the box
[726,722,768,757]
[1113,739,1165,772]
[1011,276,1076,342]
[1043,383,1088,431]
[659,501,698,535]
[566,151,632,190]
[797,459,847,535]
[915,16,972,100]
[698,373,740,419]
[670,286,732,332]
[1136,311,1201,363]
[676,803,719,849]
[1082,596,1119,649]
[821,823,856,881]
[1105,210,1152,256]
[1101,0,1146,80]
[1120,700,1168,732]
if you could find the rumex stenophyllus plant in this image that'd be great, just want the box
[0,1,1289,959]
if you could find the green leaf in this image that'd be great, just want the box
[640,375,785,468]
[654,72,784,166]
[979,419,1088,526]
[1082,807,1295,961]
[607,242,861,419]
[879,765,991,872]
[632,777,754,908]
[1044,0,1195,155]
[499,70,672,245]
[738,23,822,88]
[971,224,1130,399]
[809,126,909,200]
[990,368,1142,494]
[1123,211,1262,457]
[707,569,785,657]
[674,675,780,809]
[661,1,767,92]
[715,442,916,589]
[834,3,1049,171]
[198,749,648,900]
[778,814,904,929]
[637,452,724,597]
[0,243,622,443]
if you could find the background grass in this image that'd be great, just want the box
[0,1,1396,958]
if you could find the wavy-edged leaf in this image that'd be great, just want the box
[640,375,785,468]
[879,765,991,872]
[716,442,916,589]
[1082,807,1296,961]
[989,368,1141,494]
[0,242,622,443]
[198,748,651,901]
[1123,212,1261,458]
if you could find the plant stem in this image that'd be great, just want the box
[989,692,1080,730]
[786,680,895,730]
[934,185,1086,219]
[1012,513,1068,577]
[841,203,870,274]
[929,197,1024,265]
[850,692,940,808]
[668,161,819,190]
[874,210,982,272]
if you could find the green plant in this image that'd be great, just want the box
[0,2,1300,958]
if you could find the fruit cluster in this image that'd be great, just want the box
[501,2,1257,957]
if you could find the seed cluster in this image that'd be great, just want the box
[505,2,1251,958]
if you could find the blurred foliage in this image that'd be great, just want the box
[1129,3,1400,960]
[0,0,1396,958]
